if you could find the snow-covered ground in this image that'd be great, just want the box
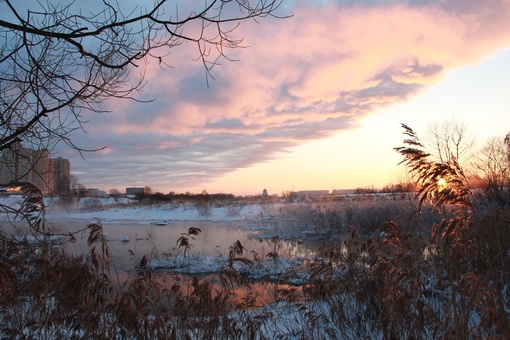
[44,197,265,223]
[2,195,499,339]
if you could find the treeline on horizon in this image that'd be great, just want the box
[122,184,415,203]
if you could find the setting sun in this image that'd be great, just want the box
[436,178,449,193]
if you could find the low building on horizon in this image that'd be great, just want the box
[295,190,330,197]
[84,188,107,198]
[126,187,144,197]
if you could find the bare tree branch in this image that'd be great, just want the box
[0,0,287,153]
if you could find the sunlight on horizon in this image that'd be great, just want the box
[184,48,510,196]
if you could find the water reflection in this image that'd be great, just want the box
[1,219,333,309]
[34,219,324,272]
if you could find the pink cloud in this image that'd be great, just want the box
[107,1,510,131]
[73,0,510,191]
[104,1,510,138]
[234,4,501,105]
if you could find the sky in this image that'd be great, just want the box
[60,0,510,196]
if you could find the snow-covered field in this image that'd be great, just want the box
[2,194,508,339]
[47,198,263,223]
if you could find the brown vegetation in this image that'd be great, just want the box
[1,124,509,338]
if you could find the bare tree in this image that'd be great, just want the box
[108,188,121,196]
[472,135,510,205]
[108,188,121,202]
[144,186,152,196]
[472,136,508,184]
[0,0,285,153]
[505,132,510,170]
[423,117,476,166]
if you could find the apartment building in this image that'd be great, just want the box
[49,157,71,194]
[0,143,32,185]
[0,143,70,194]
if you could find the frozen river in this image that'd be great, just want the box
[7,217,322,273]
[1,199,328,275]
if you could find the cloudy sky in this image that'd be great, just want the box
[62,0,510,195]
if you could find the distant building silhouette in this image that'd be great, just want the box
[83,188,107,197]
[296,190,329,197]
[126,187,144,197]
[262,189,269,198]
[0,143,70,194]
[0,143,33,185]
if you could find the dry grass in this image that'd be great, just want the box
[261,197,440,241]
[1,160,510,339]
